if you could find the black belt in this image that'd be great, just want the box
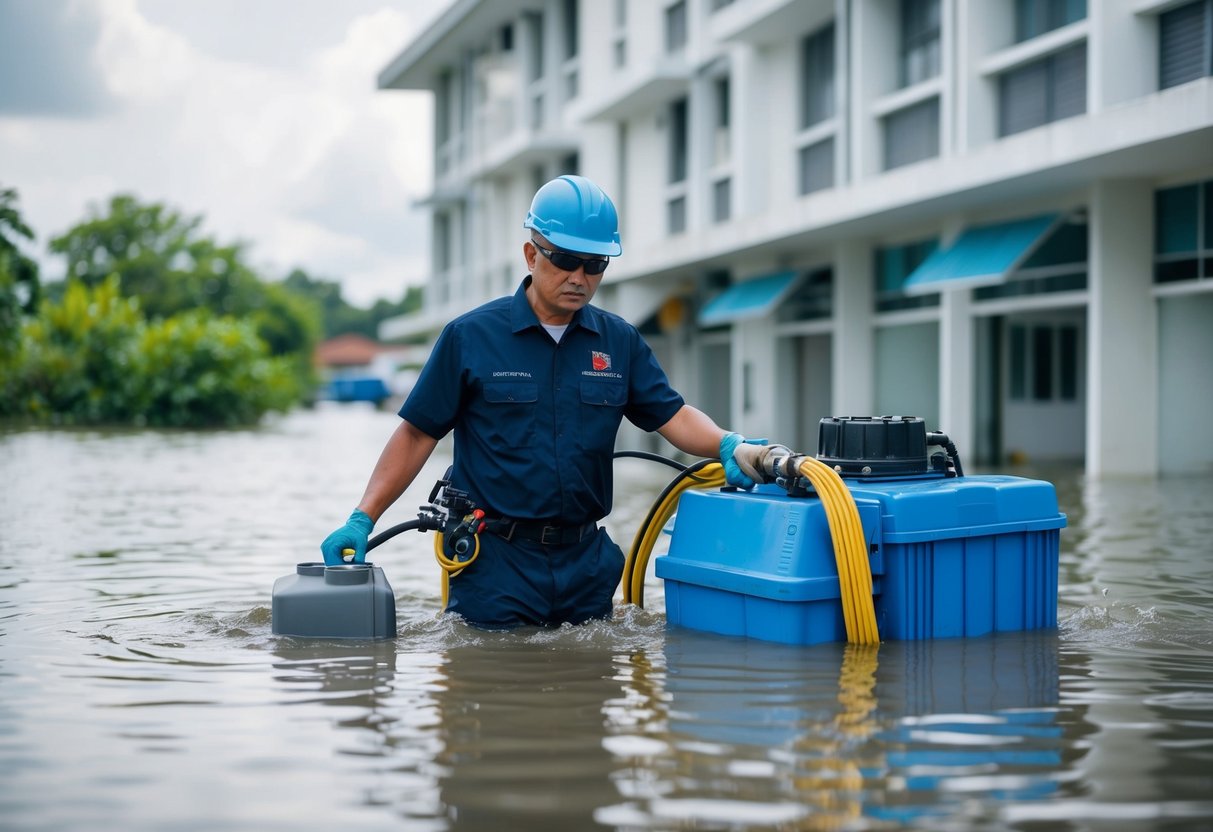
[488,519,597,545]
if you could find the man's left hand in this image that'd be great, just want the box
[720,433,766,489]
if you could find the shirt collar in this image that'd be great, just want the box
[510,276,601,336]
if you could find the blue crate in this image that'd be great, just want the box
[656,475,1065,644]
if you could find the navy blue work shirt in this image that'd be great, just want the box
[399,278,684,524]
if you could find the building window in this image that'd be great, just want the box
[711,0,736,10]
[975,220,1088,300]
[712,76,731,167]
[1008,323,1080,402]
[999,43,1087,137]
[666,1,688,53]
[1154,180,1213,283]
[800,24,836,129]
[559,152,579,177]
[613,0,627,67]
[562,0,578,59]
[883,97,940,170]
[668,196,687,234]
[526,11,545,129]
[798,138,834,195]
[777,268,834,322]
[875,239,941,312]
[712,178,731,223]
[1160,0,1213,90]
[900,0,941,88]
[561,0,579,99]
[526,12,544,81]
[1014,0,1086,43]
[668,97,689,184]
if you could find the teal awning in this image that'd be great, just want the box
[903,214,1062,295]
[698,271,800,326]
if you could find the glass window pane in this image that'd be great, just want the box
[1023,221,1088,268]
[798,138,835,196]
[884,98,940,169]
[1032,326,1054,400]
[900,0,941,86]
[1010,325,1026,400]
[1001,59,1050,135]
[669,98,688,184]
[1059,325,1078,400]
[713,178,731,223]
[1051,44,1087,121]
[1160,1,1209,90]
[563,0,578,59]
[1154,258,1199,283]
[668,196,687,234]
[801,24,836,128]
[665,1,688,52]
[1155,185,1200,254]
[1204,181,1213,250]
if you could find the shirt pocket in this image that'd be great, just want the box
[482,381,539,447]
[578,381,627,452]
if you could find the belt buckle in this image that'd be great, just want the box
[540,525,559,545]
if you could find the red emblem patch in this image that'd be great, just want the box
[592,351,611,371]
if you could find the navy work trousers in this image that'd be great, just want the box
[445,526,625,628]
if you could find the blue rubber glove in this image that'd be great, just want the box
[320,509,374,565]
[719,433,767,490]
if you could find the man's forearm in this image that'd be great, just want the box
[357,420,440,522]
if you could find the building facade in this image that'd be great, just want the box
[378,0,1213,476]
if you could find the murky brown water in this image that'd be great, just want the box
[1,405,1211,831]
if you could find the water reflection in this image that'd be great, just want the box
[599,629,1074,829]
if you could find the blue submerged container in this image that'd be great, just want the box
[657,417,1067,645]
[272,562,396,640]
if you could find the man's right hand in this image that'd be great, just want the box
[320,509,374,565]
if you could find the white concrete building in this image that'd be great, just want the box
[378,0,1213,476]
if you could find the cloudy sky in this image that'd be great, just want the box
[0,0,453,305]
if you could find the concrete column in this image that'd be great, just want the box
[1086,179,1157,477]
[938,286,974,453]
[832,239,875,416]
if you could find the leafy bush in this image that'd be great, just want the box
[0,277,299,427]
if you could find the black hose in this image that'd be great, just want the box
[944,440,965,477]
[614,449,719,483]
[927,432,965,478]
[367,519,423,552]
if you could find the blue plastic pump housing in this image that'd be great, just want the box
[272,562,396,639]
[657,416,1067,645]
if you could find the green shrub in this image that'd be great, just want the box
[0,277,299,427]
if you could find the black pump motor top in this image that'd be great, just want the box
[817,416,948,478]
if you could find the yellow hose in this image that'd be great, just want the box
[435,531,478,611]
[796,457,879,645]
[622,462,726,607]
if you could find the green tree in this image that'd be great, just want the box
[283,267,423,340]
[0,186,41,357]
[48,194,320,382]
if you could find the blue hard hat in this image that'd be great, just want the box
[524,175,622,257]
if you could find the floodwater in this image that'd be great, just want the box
[1,405,1211,832]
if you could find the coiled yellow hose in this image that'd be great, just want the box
[435,532,478,610]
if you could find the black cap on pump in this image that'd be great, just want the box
[817,416,933,477]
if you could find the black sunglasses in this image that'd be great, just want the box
[530,237,610,276]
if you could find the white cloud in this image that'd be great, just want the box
[0,0,442,306]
